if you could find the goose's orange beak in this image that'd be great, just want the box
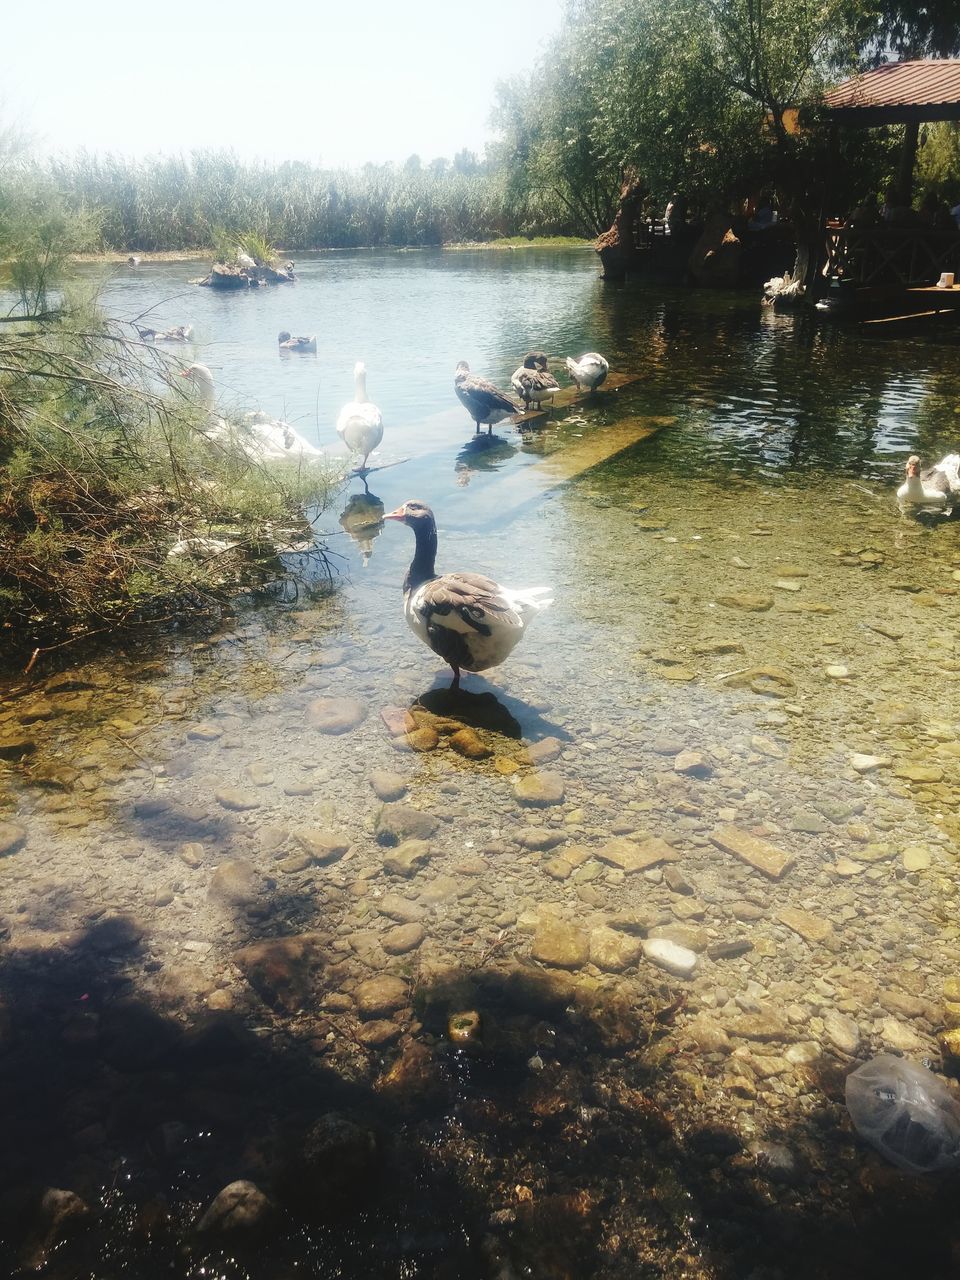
[382,507,406,521]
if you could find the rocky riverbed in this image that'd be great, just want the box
[1,453,960,1279]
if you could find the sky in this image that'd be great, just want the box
[2,0,565,168]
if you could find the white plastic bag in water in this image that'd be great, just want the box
[845,1054,960,1174]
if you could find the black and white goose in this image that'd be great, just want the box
[565,351,609,391]
[511,352,561,410]
[383,500,552,689]
[454,360,519,433]
[896,453,960,511]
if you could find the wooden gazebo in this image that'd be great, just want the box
[818,60,960,306]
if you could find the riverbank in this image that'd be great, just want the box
[68,237,594,264]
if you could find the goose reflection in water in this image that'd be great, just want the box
[339,490,385,565]
[454,433,518,487]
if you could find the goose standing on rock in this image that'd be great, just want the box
[383,499,552,689]
[278,331,317,353]
[897,453,960,511]
[454,361,519,433]
[180,363,321,461]
[337,362,384,473]
[511,352,561,410]
[565,351,609,392]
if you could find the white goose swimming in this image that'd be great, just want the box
[336,362,384,472]
[383,499,552,689]
[565,351,610,392]
[896,453,960,511]
[180,364,321,461]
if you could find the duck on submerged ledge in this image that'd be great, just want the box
[896,453,960,511]
[511,352,560,410]
[565,351,609,392]
[337,361,384,472]
[383,499,552,689]
[454,361,519,433]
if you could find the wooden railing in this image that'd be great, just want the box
[824,225,960,287]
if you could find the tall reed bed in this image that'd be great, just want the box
[31,152,574,251]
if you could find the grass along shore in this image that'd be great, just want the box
[70,237,595,265]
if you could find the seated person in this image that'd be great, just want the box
[845,194,879,227]
[881,183,919,227]
[748,194,776,230]
[917,191,957,231]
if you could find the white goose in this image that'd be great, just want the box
[383,500,552,689]
[565,351,610,392]
[336,362,384,472]
[180,363,321,461]
[897,453,960,511]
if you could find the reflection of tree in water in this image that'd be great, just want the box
[454,433,518,487]
[603,292,953,479]
[339,490,385,565]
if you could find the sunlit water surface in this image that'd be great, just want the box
[2,251,960,1278]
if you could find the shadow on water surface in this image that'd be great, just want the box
[0,925,959,1279]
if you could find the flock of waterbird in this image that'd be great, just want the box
[173,345,611,688]
[174,326,957,688]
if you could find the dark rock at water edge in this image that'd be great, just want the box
[197,263,295,289]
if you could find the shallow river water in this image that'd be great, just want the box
[3,250,960,1278]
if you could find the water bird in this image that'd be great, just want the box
[565,352,609,392]
[278,331,317,353]
[511,352,561,410]
[180,363,322,461]
[128,255,142,266]
[237,249,257,269]
[336,362,384,472]
[454,361,519,433]
[896,453,960,511]
[136,324,193,343]
[383,499,552,689]
[168,535,235,560]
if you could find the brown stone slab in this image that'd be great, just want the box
[776,907,833,944]
[709,826,794,880]
[596,835,678,874]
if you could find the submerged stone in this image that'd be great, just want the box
[356,975,408,1017]
[196,1181,274,1236]
[0,822,26,856]
[710,826,794,879]
[383,839,432,877]
[234,934,325,1011]
[716,593,773,612]
[368,770,407,801]
[293,828,350,864]
[305,696,367,734]
[642,937,698,977]
[514,771,565,806]
[376,804,438,845]
[531,919,589,969]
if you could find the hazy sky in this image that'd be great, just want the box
[2,0,564,167]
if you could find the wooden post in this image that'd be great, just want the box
[898,120,920,204]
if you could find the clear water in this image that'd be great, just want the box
[3,251,960,1278]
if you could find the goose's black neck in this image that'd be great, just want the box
[404,515,438,593]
